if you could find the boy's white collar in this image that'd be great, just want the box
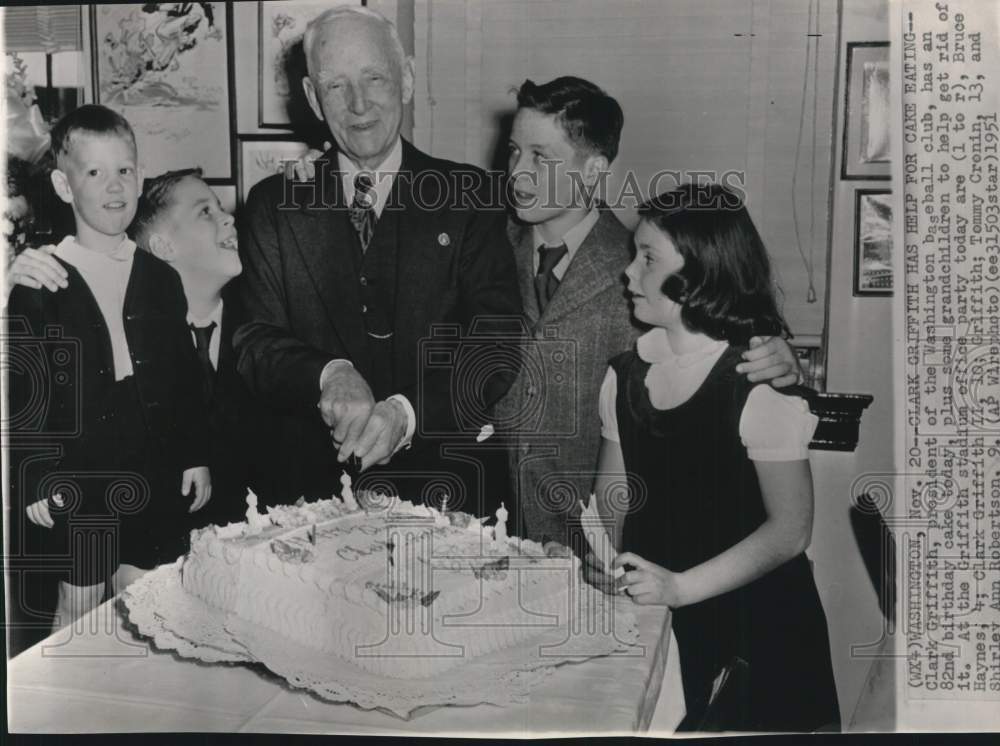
[55,235,136,263]
[187,298,224,328]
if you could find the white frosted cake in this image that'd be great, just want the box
[181,491,579,679]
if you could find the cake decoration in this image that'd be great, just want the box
[180,493,588,679]
[270,538,315,564]
[244,489,270,536]
[494,502,509,543]
[472,555,510,580]
[420,590,441,607]
[339,470,358,511]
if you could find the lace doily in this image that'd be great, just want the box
[121,561,639,718]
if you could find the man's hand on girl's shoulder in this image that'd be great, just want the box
[736,335,802,388]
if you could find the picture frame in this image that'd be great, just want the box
[90,3,236,182]
[257,0,358,128]
[853,189,893,296]
[791,336,826,392]
[841,42,890,180]
[238,135,313,205]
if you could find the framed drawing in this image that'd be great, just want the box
[90,3,235,182]
[238,135,312,204]
[854,189,892,296]
[258,0,358,128]
[842,42,890,180]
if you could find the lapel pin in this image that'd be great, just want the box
[438,233,450,246]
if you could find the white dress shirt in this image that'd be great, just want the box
[599,327,818,460]
[532,207,601,280]
[337,137,403,219]
[54,235,136,380]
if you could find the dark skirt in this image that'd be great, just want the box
[673,553,841,732]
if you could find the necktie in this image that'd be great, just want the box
[535,243,568,312]
[349,173,377,252]
[190,321,217,403]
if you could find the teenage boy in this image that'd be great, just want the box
[497,77,799,547]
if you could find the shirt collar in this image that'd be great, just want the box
[54,235,136,266]
[187,298,224,329]
[532,207,600,257]
[636,327,728,368]
[338,137,403,217]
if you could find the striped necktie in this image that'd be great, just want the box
[349,173,377,252]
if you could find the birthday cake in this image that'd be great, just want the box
[180,489,580,680]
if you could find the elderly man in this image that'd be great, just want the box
[233,6,521,504]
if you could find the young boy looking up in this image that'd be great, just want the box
[130,169,271,525]
[496,77,800,549]
[7,105,210,630]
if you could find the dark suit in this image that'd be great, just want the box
[496,209,641,543]
[8,250,209,572]
[234,140,523,509]
[187,290,273,527]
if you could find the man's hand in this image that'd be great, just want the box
[291,141,331,182]
[25,498,55,528]
[182,466,212,513]
[349,399,407,470]
[736,335,801,387]
[319,363,376,458]
[6,245,67,297]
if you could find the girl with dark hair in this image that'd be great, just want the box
[589,183,840,732]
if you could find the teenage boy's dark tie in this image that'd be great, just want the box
[349,173,377,252]
[535,243,568,312]
[190,321,217,402]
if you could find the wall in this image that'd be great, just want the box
[808,0,895,728]
[412,0,837,338]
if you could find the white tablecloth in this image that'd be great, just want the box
[7,597,684,734]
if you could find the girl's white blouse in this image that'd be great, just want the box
[599,328,818,461]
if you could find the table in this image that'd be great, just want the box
[7,597,683,734]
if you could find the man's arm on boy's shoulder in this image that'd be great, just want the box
[737,335,802,388]
[4,245,68,299]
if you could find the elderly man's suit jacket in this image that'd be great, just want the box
[496,209,641,544]
[235,140,522,502]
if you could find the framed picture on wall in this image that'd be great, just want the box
[90,3,235,182]
[791,337,826,392]
[258,0,358,128]
[238,135,312,204]
[854,189,892,296]
[842,42,890,180]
